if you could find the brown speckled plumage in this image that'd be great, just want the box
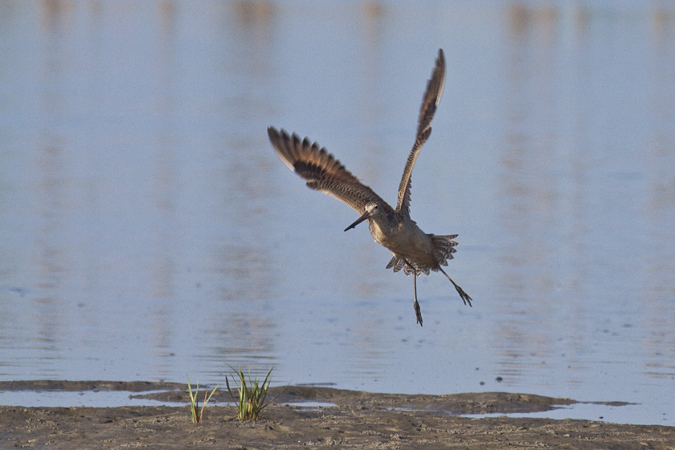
[268,49,471,326]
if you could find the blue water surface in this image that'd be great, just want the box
[0,1,674,426]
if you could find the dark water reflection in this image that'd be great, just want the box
[0,1,674,425]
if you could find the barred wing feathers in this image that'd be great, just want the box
[268,127,393,215]
[396,48,446,216]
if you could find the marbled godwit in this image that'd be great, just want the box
[268,49,471,326]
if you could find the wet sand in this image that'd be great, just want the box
[1,381,673,449]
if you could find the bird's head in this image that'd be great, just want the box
[344,202,383,232]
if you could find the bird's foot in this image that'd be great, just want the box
[437,266,473,307]
[414,299,423,326]
[456,285,473,307]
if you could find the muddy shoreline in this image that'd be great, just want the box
[1,380,673,449]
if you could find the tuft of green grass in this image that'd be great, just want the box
[187,374,219,424]
[225,366,276,421]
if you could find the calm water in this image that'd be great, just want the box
[1,1,674,425]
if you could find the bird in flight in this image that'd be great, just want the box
[268,49,471,326]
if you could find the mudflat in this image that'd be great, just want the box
[1,381,673,449]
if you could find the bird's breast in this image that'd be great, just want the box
[369,219,435,265]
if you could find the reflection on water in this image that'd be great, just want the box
[0,1,674,425]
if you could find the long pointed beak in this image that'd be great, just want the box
[344,210,370,232]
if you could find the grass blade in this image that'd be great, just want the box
[225,366,277,421]
[187,374,217,423]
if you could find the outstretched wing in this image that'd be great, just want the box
[396,48,446,216]
[268,127,393,214]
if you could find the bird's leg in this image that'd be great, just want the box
[438,266,473,307]
[404,259,423,326]
[413,272,423,326]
